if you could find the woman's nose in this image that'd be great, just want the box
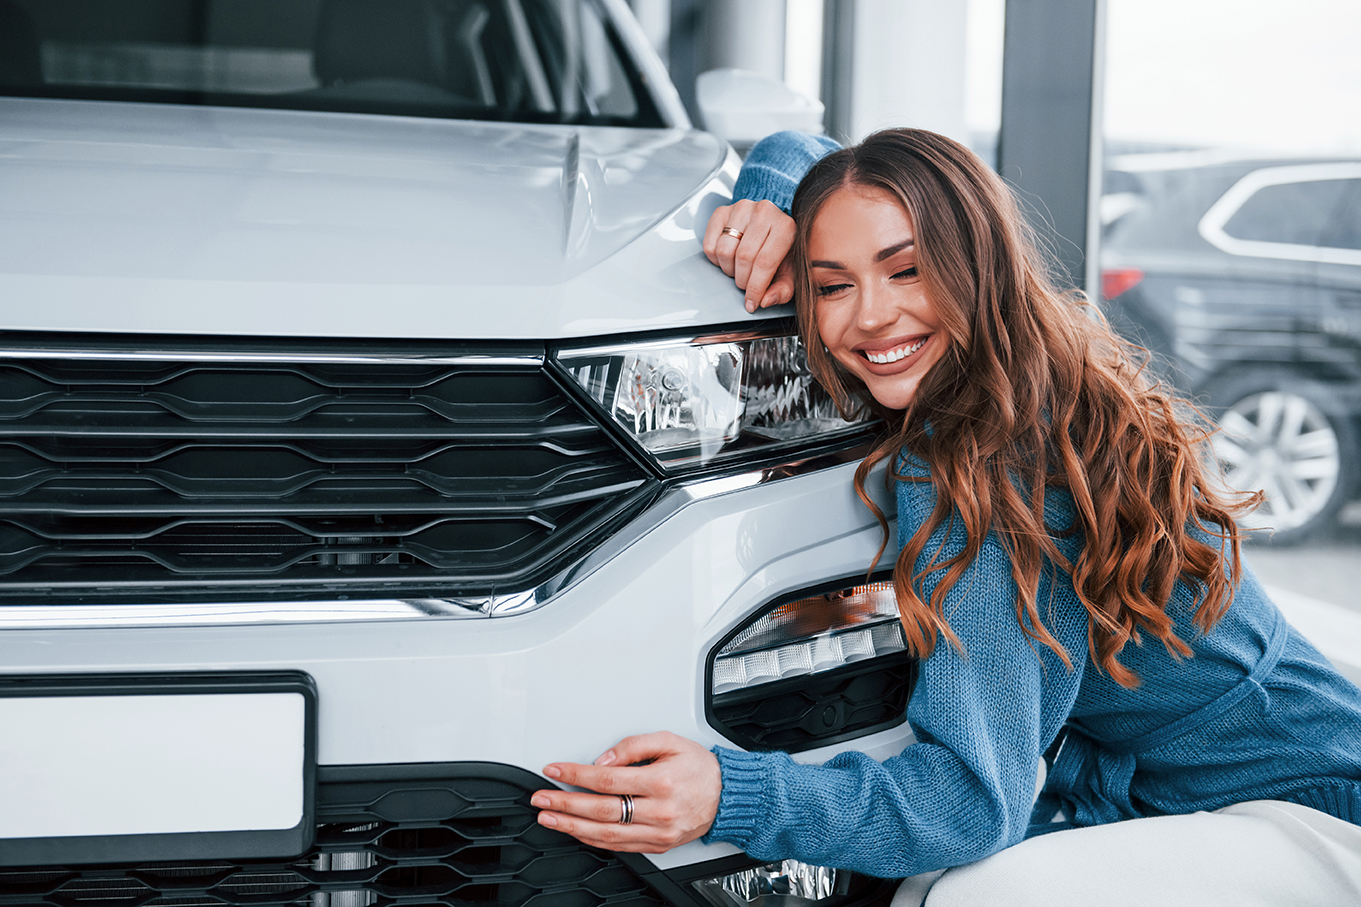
[855,281,897,332]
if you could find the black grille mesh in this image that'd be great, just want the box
[0,346,657,602]
[710,655,916,753]
[0,764,668,907]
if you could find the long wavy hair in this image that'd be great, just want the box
[792,129,1258,688]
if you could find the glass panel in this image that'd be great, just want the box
[1099,0,1361,674]
[0,0,662,127]
[965,0,1005,169]
[1222,179,1354,247]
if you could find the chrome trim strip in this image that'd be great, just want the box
[0,445,872,630]
[556,324,795,359]
[0,349,545,367]
[0,595,537,629]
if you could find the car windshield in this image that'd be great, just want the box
[0,0,664,127]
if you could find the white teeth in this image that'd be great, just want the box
[866,337,926,364]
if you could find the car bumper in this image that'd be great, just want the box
[0,460,914,876]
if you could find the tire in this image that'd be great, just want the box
[1202,372,1360,545]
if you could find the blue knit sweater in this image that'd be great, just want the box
[700,133,1361,879]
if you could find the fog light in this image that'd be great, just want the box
[707,577,917,753]
[693,860,849,906]
[712,581,905,695]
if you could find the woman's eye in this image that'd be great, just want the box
[817,283,852,296]
[891,266,919,280]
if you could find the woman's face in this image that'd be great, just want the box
[809,184,949,412]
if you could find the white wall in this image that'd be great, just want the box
[845,0,968,143]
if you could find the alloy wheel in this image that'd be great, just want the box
[1212,390,1341,532]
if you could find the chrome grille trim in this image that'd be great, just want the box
[0,349,545,367]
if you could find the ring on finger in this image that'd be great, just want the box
[618,793,634,825]
[720,226,744,240]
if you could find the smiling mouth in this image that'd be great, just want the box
[862,337,928,364]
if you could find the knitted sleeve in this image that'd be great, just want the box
[702,467,1090,878]
[730,130,841,212]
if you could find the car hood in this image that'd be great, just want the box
[0,97,763,340]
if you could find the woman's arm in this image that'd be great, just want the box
[533,478,1090,877]
[705,546,1086,877]
[701,480,1090,877]
[704,131,840,312]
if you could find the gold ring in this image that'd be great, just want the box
[618,793,634,825]
[720,226,744,240]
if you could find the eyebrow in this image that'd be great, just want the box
[810,238,915,270]
[875,238,914,262]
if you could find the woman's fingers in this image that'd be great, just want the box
[530,789,633,825]
[760,258,795,308]
[702,202,739,269]
[703,200,755,276]
[703,200,797,313]
[533,732,722,854]
[532,804,681,853]
[543,760,653,796]
[734,204,796,311]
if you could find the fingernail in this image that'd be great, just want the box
[595,750,617,766]
[538,813,558,828]
[530,794,550,808]
[543,765,562,779]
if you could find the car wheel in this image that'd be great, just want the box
[1204,374,1359,544]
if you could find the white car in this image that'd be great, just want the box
[0,2,909,904]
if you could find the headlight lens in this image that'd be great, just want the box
[712,581,906,695]
[557,329,869,471]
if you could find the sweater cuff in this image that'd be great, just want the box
[731,131,842,214]
[701,746,770,848]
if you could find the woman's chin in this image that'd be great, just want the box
[864,378,921,412]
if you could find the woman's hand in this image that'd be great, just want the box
[531,732,722,853]
[703,199,797,313]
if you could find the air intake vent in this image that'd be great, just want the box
[0,763,668,906]
[0,341,658,603]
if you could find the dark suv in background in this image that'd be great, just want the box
[1100,154,1361,542]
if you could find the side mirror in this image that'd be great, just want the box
[695,68,825,147]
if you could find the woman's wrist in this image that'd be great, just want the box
[701,746,771,846]
[732,131,842,213]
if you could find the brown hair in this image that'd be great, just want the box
[791,128,1257,687]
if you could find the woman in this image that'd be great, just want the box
[530,129,1361,904]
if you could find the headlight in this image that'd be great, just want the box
[556,327,872,472]
[707,578,917,753]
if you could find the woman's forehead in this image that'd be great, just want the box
[809,184,916,253]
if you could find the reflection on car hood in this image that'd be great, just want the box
[0,97,760,340]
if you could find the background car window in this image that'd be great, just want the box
[0,0,663,127]
[1323,180,1361,251]
[1222,178,1355,247]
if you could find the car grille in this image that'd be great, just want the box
[0,763,668,906]
[0,339,658,603]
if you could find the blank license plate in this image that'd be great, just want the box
[0,672,316,865]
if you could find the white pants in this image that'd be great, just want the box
[891,800,1361,907]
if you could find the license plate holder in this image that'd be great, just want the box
[0,672,316,866]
